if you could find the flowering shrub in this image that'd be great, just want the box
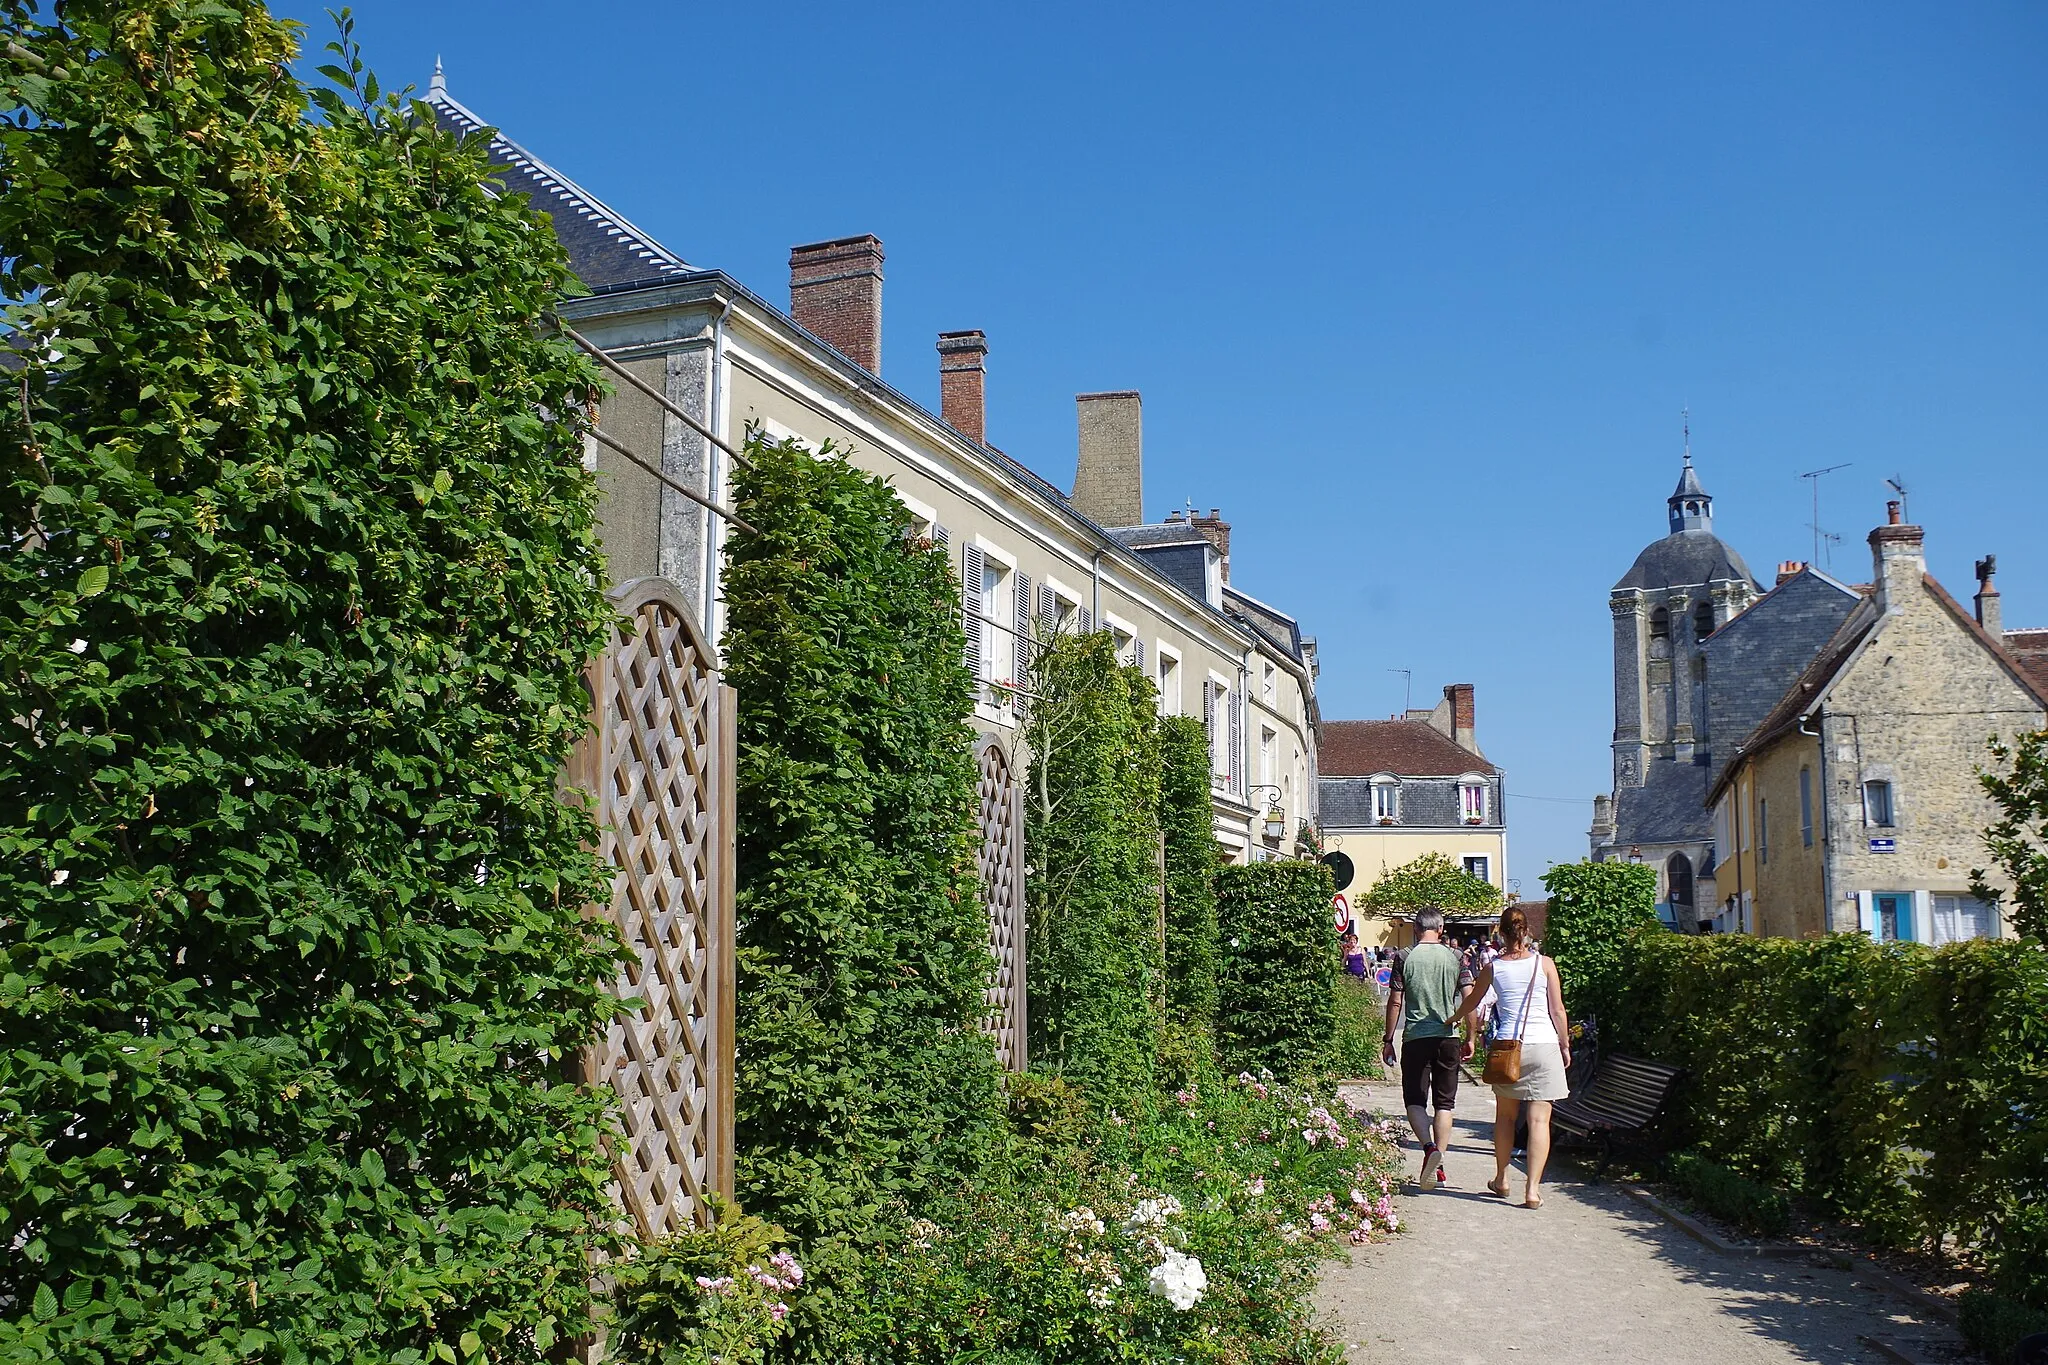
[608,1201,804,1365]
[803,1071,1403,1362]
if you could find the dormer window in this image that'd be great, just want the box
[1370,776,1400,825]
[1459,776,1488,825]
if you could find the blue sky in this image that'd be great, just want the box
[286,1,2048,886]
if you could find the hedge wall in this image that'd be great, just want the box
[1541,860,1659,1023]
[721,437,1006,1251]
[1023,632,1164,1105]
[1215,863,1339,1080]
[1609,933,2048,1309]
[1,10,622,1360]
[1157,714,1221,1041]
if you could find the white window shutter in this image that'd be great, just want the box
[1037,583,1055,627]
[1855,890,1875,936]
[962,544,984,679]
[933,522,951,552]
[1078,607,1094,635]
[1202,680,1217,748]
[1133,639,1146,671]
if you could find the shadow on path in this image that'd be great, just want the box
[1316,1081,1958,1365]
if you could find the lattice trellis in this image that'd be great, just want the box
[975,735,1027,1071]
[568,577,735,1241]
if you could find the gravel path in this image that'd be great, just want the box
[1316,1080,1961,1365]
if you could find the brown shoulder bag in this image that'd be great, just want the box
[1481,952,1542,1087]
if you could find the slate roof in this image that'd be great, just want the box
[1614,529,1759,593]
[1110,523,1212,550]
[1318,720,1496,778]
[1700,566,1862,792]
[1612,758,1712,846]
[1671,460,1708,500]
[426,79,694,292]
[1224,585,1305,663]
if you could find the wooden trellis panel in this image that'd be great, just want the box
[568,576,735,1241]
[975,735,1027,1071]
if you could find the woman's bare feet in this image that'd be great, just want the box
[1486,1177,1510,1198]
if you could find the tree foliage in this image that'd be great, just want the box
[1023,631,1164,1106]
[720,436,1006,1259]
[1,6,622,1360]
[1540,860,1659,1021]
[1157,714,1220,1041]
[1359,850,1501,916]
[1215,862,1338,1081]
[1973,728,2048,945]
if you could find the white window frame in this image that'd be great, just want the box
[1207,672,1233,780]
[1044,575,1082,635]
[1105,611,1138,667]
[1155,641,1182,716]
[1929,893,1996,944]
[894,489,938,541]
[1259,725,1276,792]
[973,537,1018,715]
[1462,855,1491,883]
[1863,779,1895,829]
[1261,661,1277,705]
[1370,775,1400,824]
[1458,774,1488,825]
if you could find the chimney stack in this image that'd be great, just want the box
[1189,508,1232,581]
[1868,505,1925,614]
[1976,555,2003,636]
[936,330,987,444]
[1445,683,1478,754]
[789,235,884,374]
[1776,560,1806,586]
[1072,391,1143,527]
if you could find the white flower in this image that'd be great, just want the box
[1147,1249,1207,1310]
[50,869,70,886]
[1121,1195,1184,1234]
[1056,1207,1106,1238]
[69,638,88,654]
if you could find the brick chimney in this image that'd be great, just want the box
[1445,683,1478,753]
[1073,391,1143,527]
[1189,508,1231,581]
[789,235,884,373]
[1776,560,1806,586]
[1975,555,2002,636]
[937,330,987,444]
[1868,501,1925,614]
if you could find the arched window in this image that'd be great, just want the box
[1694,599,1716,641]
[1666,852,1694,909]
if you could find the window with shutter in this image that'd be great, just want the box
[1036,583,1055,629]
[1077,608,1094,635]
[1228,687,1244,794]
[1014,571,1033,671]
[933,523,950,552]
[1133,639,1146,671]
[961,544,985,679]
[1203,681,1220,776]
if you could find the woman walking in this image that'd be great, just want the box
[1447,904,1570,1208]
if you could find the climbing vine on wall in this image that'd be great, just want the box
[1022,631,1165,1106]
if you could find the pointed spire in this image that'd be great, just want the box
[428,55,446,100]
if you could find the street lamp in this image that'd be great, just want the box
[1246,784,1287,841]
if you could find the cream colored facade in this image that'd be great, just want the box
[1707,514,2043,941]
[559,280,1315,862]
[1321,830,1509,950]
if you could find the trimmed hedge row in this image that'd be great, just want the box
[1158,714,1222,1043]
[1215,863,1339,1080]
[1609,932,2048,1310]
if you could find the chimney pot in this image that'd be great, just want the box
[789,235,884,374]
[1887,500,1902,525]
[1072,391,1144,527]
[1975,554,2003,634]
[1445,683,1479,754]
[936,330,988,444]
[1776,560,1806,586]
[1188,508,1232,582]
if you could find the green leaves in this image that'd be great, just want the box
[1362,849,1502,916]
[1541,859,1659,1022]
[1215,863,1339,1081]
[1,3,621,1359]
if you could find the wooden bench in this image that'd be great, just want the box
[1551,1052,1685,1173]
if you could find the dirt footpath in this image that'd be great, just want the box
[1316,1080,1961,1365]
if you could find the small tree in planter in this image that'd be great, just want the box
[1359,851,1502,940]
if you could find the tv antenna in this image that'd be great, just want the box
[1885,475,1909,524]
[1800,463,1852,567]
[1387,668,1411,716]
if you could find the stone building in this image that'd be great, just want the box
[1706,506,2046,939]
[1318,684,1505,948]
[1589,456,1760,923]
[426,75,1318,860]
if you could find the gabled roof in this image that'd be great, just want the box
[1318,720,1496,778]
[2006,628,2048,696]
[1224,584,1304,664]
[426,75,694,291]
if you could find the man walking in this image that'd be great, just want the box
[1379,908,1476,1187]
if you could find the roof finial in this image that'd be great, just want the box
[1682,405,1691,465]
[428,55,446,100]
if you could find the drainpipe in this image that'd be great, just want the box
[702,293,734,643]
[1800,711,1833,934]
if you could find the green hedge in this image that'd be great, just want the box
[1610,933,2048,1308]
[1022,633,1165,1106]
[1960,1288,2048,1365]
[721,437,1006,1255]
[1542,859,1659,1023]
[1157,714,1221,1041]
[0,11,627,1362]
[1666,1152,1791,1238]
[1215,863,1338,1080]
[1327,974,1387,1080]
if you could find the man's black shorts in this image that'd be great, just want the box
[1400,1036,1463,1112]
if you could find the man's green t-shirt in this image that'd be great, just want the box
[1394,942,1472,1041]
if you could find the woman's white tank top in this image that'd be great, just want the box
[1490,955,1556,1042]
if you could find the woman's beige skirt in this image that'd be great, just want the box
[1491,1034,1570,1102]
